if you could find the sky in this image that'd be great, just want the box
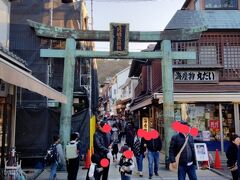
[85,0,185,52]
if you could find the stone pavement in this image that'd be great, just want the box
[208,151,231,179]
[36,151,231,180]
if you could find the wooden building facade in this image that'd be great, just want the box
[129,0,240,152]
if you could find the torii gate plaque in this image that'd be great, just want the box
[28,19,207,162]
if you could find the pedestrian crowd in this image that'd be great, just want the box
[44,115,240,180]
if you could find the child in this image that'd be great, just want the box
[86,154,103,180]
[118,145,135,180]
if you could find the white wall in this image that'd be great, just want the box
[116,67,130,100]
[120,77,138,100]
[0,0,10,48]
[111,83,117,100]
[130,77,138,98]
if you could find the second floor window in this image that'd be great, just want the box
[199,46,218,65]
[223,46,240,69]
[205,0,238,9]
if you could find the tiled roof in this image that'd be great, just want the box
[165,10,240,30]
[0,45,30,72]
[0,45,27,66]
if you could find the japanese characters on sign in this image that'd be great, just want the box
[209,120,220,131]
[142,117,149,131]
[174,70,218,83]
[110,23,129,55]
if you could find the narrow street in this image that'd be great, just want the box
[37,157,229,180]
[37,141,230,180]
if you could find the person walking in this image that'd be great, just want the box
[111,123,119,162]
[132,131,146,177]
[144,126,162,179]
[66,132,81,180]
[94,120,112,180]
[169,121,197,180]
[125,122,135,149]
[49,135,65,180]
[118,145,135,180]
[226,133,240,180]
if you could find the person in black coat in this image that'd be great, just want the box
[125,122,135,149]
[144,127,162,179]
[93,120,112,180]
[169,121,197,180]
[132,132,146,177]
[226,133,240,180]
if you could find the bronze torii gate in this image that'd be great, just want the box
[28,19,206,161]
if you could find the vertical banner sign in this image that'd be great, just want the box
[142,117,149,131]
[110,23,129,55]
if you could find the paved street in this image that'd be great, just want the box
[36,152,231,180]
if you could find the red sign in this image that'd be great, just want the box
[209,120,220,130]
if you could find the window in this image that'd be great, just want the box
[199,46,217,65]
[172,42,197,65]
[187,46,197,64]
[205,0,237,9]
[223,46,240,69]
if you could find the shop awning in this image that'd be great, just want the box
[130,97,152,111]
[0,57,67,104]
[154,93,240,103]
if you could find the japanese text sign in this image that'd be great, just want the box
[110,23,129,55]
[174,70,218,83]
[209,120,220,130]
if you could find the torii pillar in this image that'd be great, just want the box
[59,38,76,148]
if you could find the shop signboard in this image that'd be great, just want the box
[194,143,210,169]
[110,23,129,55]
[209,120,220,130]
[174,70,218,83]
[142,117,149,131]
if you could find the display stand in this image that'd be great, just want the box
[194,143,210,169]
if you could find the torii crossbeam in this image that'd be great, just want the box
[28,19,207,161]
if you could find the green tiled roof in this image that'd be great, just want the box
[165,10,240,30]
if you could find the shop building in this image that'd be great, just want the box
[0,45,66,170]
[0,0,66,171]
[129,0,240,152]
[7,0,98,163]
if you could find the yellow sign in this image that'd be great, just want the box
[142,117,149,131]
